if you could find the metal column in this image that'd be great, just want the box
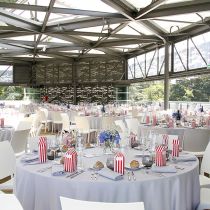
[72,60,77,105]
[164,42,170,110]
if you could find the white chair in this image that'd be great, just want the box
[16,120,32,130]
[125,118,139,134]
[114,120,128,145]
[114,120,127,133]
[51,112,63,133]
[38,110,52,133]
[101,116,114,130]
[0,193,24,210]
[10,129,30,157]
[61,113,71,132]
[0,141,16,192]
[183,129,210,158]
[74,116,96,143]
[200,140,210,188]
[196,188,210,210]
[60,197,145,210]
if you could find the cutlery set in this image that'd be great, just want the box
[66,170,84,179]
[127,171,136,181]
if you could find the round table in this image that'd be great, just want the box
[15,148,200,210]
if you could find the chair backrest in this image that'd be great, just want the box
[183,129,210,152]
[132,108,139,118]
[74,116,90,132]
[200,140,210,175]
[0,141,16,180]
[114,120,127,133]
[0,194,24,210]
[60,197,145,210]
[16,120,32,130]
[10,129,30,156]
[51,111,62,122]
[101,116,114,130]
[61,113,70,132]
[125,118,139,134]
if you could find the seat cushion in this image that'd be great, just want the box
[0,177,14,191]
[199,174,210,188]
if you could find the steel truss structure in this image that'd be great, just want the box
[0,0,209,106]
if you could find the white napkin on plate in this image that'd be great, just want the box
[151,165,177,173]
[98,168,123,181]
[173,154,197,162]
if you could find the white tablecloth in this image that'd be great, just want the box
[15,149,200,210]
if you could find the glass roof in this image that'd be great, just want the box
[125,0,152,10]
[0,0,209,60]
[54,0,118,13]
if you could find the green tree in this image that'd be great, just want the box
[0,86,24,100]
[143,83,164,101]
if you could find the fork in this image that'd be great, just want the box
[127,171,131,181]
[131,171,136,181]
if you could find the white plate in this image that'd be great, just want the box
[125,164,144,171]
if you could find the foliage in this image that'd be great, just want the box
[0,86,24,100]
[129,81,164,102]
[143,83,164,101]
[170,75,210,101]
[129,74,210,102]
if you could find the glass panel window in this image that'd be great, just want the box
[135,55,145,78]
[128,58,135,79]
[0,65,13,83]
[174,40,187,72]
[146,50,157,76]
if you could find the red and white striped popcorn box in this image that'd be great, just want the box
[152,115,157,126]
[114,152,125,175]
[0,118,4,128]
[172,139,180,157]
[162,134,169,148]
[155,145,166,167]
[38,136,47,163]
[146,115,150,124]
[64,148,77,173]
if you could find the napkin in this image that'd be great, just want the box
[21,154,39,164]
[98,168,123,181]
[51,164,66,176]
[173,154,197,162]
[151,165,177,173]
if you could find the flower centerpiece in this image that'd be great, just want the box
[99,130,121,153]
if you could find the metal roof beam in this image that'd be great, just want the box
[98,39,158,47]
[102,0,136,19]
[46,17,127,31]
[0,2,125,18]
[48,30,161,40]
[135,0,166,19]
[138,1,210,19]
[101,0,165,39]
[33,0,56,59]
[0,9,40,32]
